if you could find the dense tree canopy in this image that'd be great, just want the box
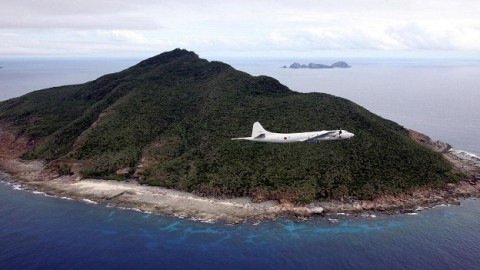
[0,49,454,201]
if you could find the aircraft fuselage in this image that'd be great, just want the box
[232,122,354,143]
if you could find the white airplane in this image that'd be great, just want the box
[232,122,354,143]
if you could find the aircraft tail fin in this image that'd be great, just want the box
[252,122,269,138]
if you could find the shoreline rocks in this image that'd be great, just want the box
[2,153,479,224]
[0,125,479,224]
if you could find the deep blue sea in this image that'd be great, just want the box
[2,180,480,270]
[1,57,480,269]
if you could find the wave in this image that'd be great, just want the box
[117,206,144,212]
[451,149,480,165]
[1,180,75,201]
[328,218,339,223]
[0,179,24,191]
[81,199,98,204]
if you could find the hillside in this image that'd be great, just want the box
[0,49,456,202]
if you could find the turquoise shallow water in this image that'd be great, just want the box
[1,180,480,269]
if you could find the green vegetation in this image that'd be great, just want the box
[0,49,454,201]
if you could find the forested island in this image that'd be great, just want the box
[0,49,478,223]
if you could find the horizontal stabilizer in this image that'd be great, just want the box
[231,137,250,141]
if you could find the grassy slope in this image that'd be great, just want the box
[0,49,454,201]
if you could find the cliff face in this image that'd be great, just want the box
[0,49,454,201]
[408,129,451,153]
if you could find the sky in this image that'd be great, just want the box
[1,0,479,58]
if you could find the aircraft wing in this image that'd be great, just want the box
[302,131,337,142]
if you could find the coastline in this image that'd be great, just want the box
[0,129,479,224]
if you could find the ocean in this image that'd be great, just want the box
[1,57,480,269]
[224,57,480,156]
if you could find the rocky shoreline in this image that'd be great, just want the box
[0,127,479,224]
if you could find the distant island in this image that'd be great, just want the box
[283,61,351,69]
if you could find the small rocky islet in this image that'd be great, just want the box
[282,61,351,69]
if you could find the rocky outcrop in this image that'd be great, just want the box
[0,123,34,159]
[277,202,324,217]
[331,61,351,68]
[288,61,350,69]
[408,129,451,153]
[409,129,480,186]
